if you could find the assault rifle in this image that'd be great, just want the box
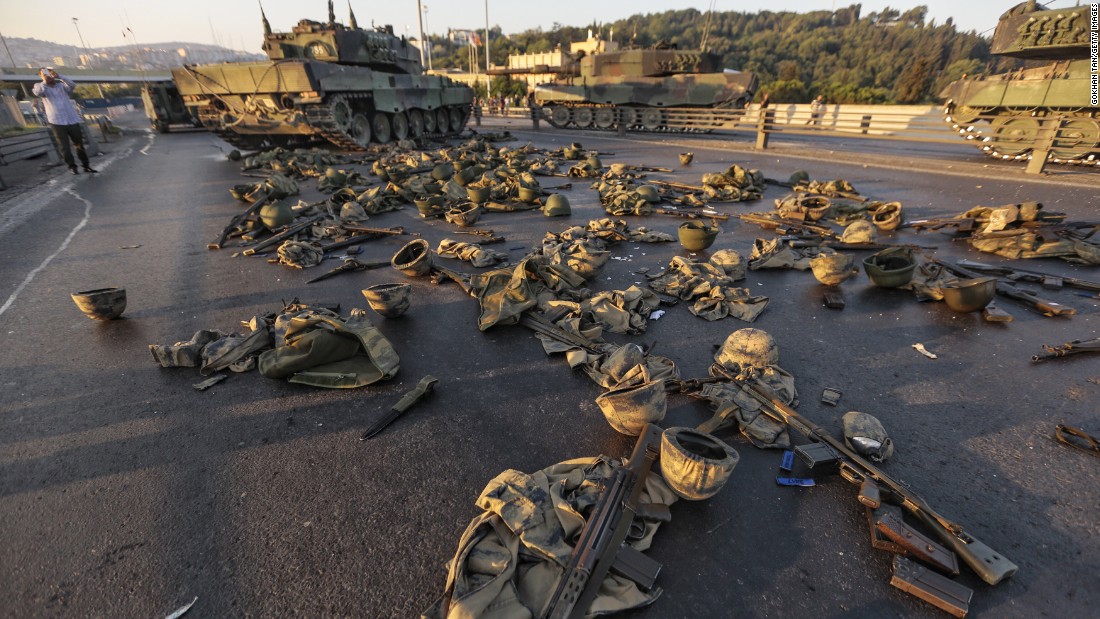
[709,364,1018,587]
[1031,337,1100,363]
[955,259,1100,294]
[541,424,665,619]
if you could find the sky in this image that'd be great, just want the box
[0,1,1087,51]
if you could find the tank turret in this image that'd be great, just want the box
[261,4,423,75]
[172,1,473,150]
[990,2,1091,60]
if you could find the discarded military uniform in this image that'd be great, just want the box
[229,172,299,202]
[436,239,508,268]
[695,329,798,448]
[748,238,818,271]
[425,456,679,618]
[902,260,960,301]
[464,256,586,331]
[149,329,227,368]
[648,256,769,323]
[258,306,399,388]
[275,240,325,269]
[199,320,274,375]
[582,219,674,244]
[592,180,654,216]
[547,285,660,335]
[700,165,765,202]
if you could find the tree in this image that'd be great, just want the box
[894,57,935,103]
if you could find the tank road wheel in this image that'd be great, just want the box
[547,105,571,128]
[573,107,594,128]
[991,117,1039,157]
[431,107,448,134]
[448,107,464,132]
[372,113,393,144]
[407,109,425,138]
[593,108,616,130]
[330,96,353,132]
[350,113,371,148]
[423,108,438,133]
[1051,118,1100,160]
[640,108,665,131]
[620,107,639,128]
[392,111,410,141]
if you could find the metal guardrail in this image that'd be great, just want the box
[482,104,1095,175]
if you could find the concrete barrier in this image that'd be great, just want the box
[0,128,52,163]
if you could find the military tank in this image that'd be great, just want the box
[528,44,757,133]
[939,1,1097,162]
[171,2,473,150]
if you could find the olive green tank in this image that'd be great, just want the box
[939,2,1097,161]
[171,2,473,150]
[529,45,757,133]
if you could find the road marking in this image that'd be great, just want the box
[139,132,155,155]
[0,188,92,318]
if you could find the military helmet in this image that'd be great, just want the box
[543,193,571,217]
[596,380,667,436]
[431,162,455,181]
[709,249,746,280]
[788,170,810,186]
[659,427,739,500]
[227,149,242,162]
[635,185,660,204]
[585,154,603,169]
[840,219,876,244]
[716,328,779,369]
[71,286,127,320]
[842,411,894,462]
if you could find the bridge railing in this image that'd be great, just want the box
[482,103,1090,175]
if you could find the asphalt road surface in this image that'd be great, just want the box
[2,115,1098,618]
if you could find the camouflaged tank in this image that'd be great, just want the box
[532,46,757,133]
[939,1,1098,161]
[171,2,473,150]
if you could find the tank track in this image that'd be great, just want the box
[943,106,1099,167]
[542,104,739,134]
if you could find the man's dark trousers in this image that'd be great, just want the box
[50,123,90,170]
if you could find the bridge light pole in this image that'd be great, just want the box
[71,17,105,98]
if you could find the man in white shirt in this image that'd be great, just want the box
[32,68,97,175]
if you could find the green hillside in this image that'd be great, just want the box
[434,5,1012,104]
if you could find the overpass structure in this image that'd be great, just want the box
[0,67,172,83]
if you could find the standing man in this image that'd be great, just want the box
[32,68,96,175]
[807,94,824,128]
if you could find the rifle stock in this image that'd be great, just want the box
[715,366,1017,586]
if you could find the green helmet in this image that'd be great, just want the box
[431,162,455,181]
[635,185,660,203]
[543,193,571,217]
[259,199,295,229]
[715,328,779,369]
[788,170,810,186]
[586,154,603,169]
[227,149,242,161]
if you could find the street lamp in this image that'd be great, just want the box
[71,17,105,98]
[422,4,433,70]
